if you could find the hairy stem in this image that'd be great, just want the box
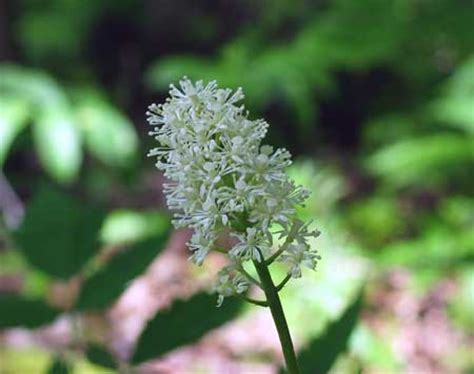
[253,257,300,374]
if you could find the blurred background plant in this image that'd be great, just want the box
[0,0,472,373]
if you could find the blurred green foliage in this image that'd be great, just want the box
[85,344,117,371]
[132,293,243,364]
[76,234,170,311]
[287,290,363,374]
[47,356,72,374]
[0,0,473,372]
[0,294,59,328]
[16,184,105,278]
[148,0,474,129]
[0,65,138,183]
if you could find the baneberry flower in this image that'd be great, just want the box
[147,77,321,373]
[147,77,320,303]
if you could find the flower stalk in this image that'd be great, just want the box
[147,78,321,372]
[253,258,300,374]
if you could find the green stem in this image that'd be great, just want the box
[238,294,268,307]
[253,258,300,374]
[236,263,262,288]
[265,221,299,265]
[276,273,292,292]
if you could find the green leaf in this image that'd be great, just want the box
[0,64,67,106]
[76,93,138,167]
[0,295,59,328]
[132,293,243,364]
[19,11,82,64]
[85,344,117,370]
[46,356,71,374]
[378,225,474,269]
[366,134,474,187]
[16,184,105,279]
[431,57,474,134]
[286,291,363,374]
[100,210,171,245]
[0,96,29,167]
[76,233,170,311]
[0,65,81,182]
[33,107,82,184]
[433,96,474,134]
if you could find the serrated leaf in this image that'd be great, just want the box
[33,107,82,184]
[76,94,138,167]
[0,96,29,167]
[76,232,170,311]
[16,184,105,279]
[85,344,117,370]
[282,290,363,374]
[0,295,59,328]
[132,293,243,364]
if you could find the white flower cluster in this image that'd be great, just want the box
[147,78,320,305]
